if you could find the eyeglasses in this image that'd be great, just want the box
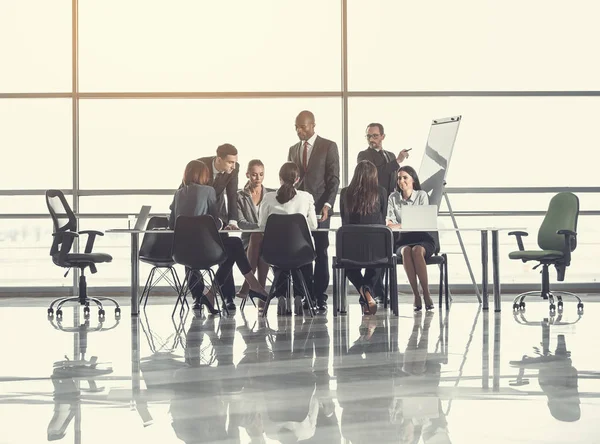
[366,134,381,139]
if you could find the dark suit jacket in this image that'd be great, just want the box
[197,156,240,223]
[356,147,399,197]
[339,186,387,225]
[288,135,340,213]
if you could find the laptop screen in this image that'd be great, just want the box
[133,205,152,231]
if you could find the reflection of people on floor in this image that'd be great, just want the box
[336,316,400,443]
[394,312,451,444]
[510,333,580,422]
[170,315,240,443]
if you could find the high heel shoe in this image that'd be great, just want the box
[413,305,423,312]
[200,295,219,315]
[360,286,377,315]
[424,297,435,311]
[248,289,268,303]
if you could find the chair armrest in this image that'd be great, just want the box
[557,229,577,265]
[78,230,104,253]
[508,231,528,251]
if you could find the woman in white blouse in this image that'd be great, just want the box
[387,166,436,312]
[243,162,317,312]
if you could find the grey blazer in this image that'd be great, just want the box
[288,135,340,212]
[236,184,274,249]
[168,184,223,229]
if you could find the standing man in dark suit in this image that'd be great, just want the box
[288,110,340,312]
[197,143,240,311]
[357,123,410,197]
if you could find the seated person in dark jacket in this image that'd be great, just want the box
[339,160,388,316]
[169,160,269,314]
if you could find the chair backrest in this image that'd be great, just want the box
[538,192,579,252]
[45,190,76,233]
[172,215,227,269]
[336,225,394,267]
[139,216,173,260]
[261,213,316,269]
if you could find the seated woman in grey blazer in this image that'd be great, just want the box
[235,159,274,300]
[386,166,436,312]
[246,162,318,314]
[169,160,269,314]
[339,160,388,315]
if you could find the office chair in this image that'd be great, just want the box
[509,192,583,314]
[396,231,450,310]
[139,216,182,310]
[332,225,398,317]
[260,213,318,317]
[171,215,229,316]
[45,190,120,319]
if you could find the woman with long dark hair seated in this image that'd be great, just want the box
[339,160,388,315]
[386,166,436,312]
[169,160,270,314]
[252,161,318,314]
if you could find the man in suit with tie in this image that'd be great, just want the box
[197,143,240,311]
[288,110,340,312]
[357,123,410,197]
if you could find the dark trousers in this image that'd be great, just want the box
[187,236,250,303]
[309,217,330,304]
[345,268,384,302]
[270,265,313,298]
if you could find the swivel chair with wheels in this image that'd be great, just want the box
[508,192,582,315]
[45,190,120,319]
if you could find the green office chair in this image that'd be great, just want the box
[508,192,583,315]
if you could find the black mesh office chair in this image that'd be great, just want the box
[139,216,182,310]
[45,190,120,319]
[332,225,398,316]
[260,213,317,317]
[171,215,229,316]
[395,231,449,309]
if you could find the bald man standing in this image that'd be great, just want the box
[287,110,340,313]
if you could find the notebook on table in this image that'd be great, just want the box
[401,204,438,231]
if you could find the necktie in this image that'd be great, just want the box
[302,141,309,171]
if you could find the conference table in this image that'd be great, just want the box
[107,226,520,316]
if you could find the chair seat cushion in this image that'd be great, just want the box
[397,254,445,265]
[140,256,175,267]
[508,250,564,261]
[335,257,391,268]
[64,253,113,264]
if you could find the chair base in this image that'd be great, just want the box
[48,273,120,320]
[139,265,182,311]
[512,290,583,315]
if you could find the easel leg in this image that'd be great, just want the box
[444,192,482,302]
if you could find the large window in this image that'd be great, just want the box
[347,0,600,91]
[79,99,343,190]
[0,1,72,92]
[78,0,341,92]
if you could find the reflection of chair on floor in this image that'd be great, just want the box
[45,189,120,319]
[509,319,580,422]
[47,317,117,441]
[509,192,583,315]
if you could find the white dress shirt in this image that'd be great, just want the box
[258,190,318,231]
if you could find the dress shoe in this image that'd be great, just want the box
[225,301,236,312]
[316,301,328,313]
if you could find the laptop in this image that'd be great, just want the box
[132,205,152,230]
[402,205,438,230]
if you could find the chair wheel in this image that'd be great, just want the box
[98,309,105,317]
[577,302,584,309]
[519,301,526,310]
[512,303,519,311]
[56,309,63,318]
[47,308,54,315]
[115,308,121,318]
[549,304,556,313]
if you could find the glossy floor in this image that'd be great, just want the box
[1,297,599,444]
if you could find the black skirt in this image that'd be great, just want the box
[396,231,436,259]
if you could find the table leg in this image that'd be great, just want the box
[481,230,489,311]
[492,230,501,312]
[482,311,489,389]
[131,232,140,316]
[493,312,501,392]
[340,269,347,314]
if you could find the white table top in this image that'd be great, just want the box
[106,227,526,234]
